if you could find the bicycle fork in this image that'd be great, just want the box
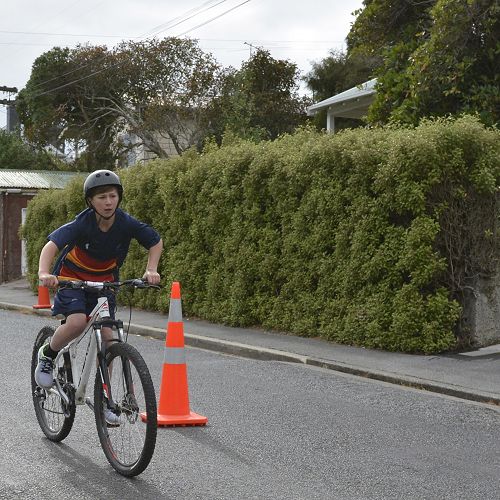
[94,321,134,416]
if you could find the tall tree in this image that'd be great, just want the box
[347,0,436,124]
[16,45,118,170]
[394,0,500,125]
[102,37,226,159]
[346,0,499,125]
[16,47,73,149]
[16,38,226,169]
[66,44,119,169]
[305,50,378,102]
[212,49,310,142]
[347,0,435,56]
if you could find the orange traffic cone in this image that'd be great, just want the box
[33,285,51,309]
[153,282,207,427]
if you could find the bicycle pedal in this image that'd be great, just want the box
[85,397,94,411]
[34,388,46,400]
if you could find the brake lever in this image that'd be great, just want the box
[58,280,83,289]
[130,278,147,288]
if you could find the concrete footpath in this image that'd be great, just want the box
[2,278,500,406]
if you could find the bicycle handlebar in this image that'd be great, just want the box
[57,278,161,291]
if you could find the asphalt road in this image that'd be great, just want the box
[1,310,500,500]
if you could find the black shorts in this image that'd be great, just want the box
[52,288,116,319]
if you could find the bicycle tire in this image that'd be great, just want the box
[94,342,157,477]
[31,326,76,442]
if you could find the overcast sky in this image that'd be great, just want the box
[0,0,363,128]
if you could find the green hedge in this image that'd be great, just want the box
[24,116,500,353]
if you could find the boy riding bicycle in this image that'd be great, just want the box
[35,169,163,425]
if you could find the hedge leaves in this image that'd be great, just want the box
[24,116,500,353]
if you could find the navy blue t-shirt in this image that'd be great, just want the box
[48,208,161,281]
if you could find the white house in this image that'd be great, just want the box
[307,78,377,133]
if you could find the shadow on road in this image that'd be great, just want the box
[40,440,167,499]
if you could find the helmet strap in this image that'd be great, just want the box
[88,201,117,221]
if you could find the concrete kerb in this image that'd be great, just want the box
[128,323,308,364]
[0,302,54,318]
[2,300,499,407]
[305,358,500,406]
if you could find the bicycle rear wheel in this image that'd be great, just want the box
[94,342,157,477]
[31,326,76,442]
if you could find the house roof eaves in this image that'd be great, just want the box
[307,78,377,116]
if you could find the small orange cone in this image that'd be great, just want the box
[33,285,51,309]
[149,281,207,427]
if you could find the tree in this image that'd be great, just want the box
[16,45,117,170]
[347,0,436,124]
[0,130,61,170]
[211,49,310,142]
[394,0,500,125]
[16,47,73,149]
[347,0,435,57]
[16,38,226,169]
[102,37,226,160]
[346,0,499,125]
[65,44,120,169]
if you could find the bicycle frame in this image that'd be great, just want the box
[50,293,125,410]
[33,277,159,476]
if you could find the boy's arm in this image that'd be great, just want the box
[38,241,60,288]
[142,239,163,285]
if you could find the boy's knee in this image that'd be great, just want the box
[65,313,88,332]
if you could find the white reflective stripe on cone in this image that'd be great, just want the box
[163,347,186,365]
[168,298,183,323]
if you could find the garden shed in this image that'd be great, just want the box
[0,169,79,283]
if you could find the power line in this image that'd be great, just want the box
[0,1,230,44]
[178,0,252,37]
[23,0,232,94]
[198,38,346,43]
[0,42,70,47]
[28,0,254,100]
[28,52,110,92]
[0,86,18,106]
[139,0,229,39]
[0,30,126,38]
[0,30,345,45]
[0,0,84,60]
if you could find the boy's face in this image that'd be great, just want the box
[90,187,119,217]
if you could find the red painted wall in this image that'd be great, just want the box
[1,192,34,283]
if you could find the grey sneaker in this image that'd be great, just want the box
[104,408,120,427]
[35,344,55,389]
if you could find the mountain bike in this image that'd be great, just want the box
[30,278,159,477]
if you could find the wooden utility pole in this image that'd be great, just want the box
[243,42,258,58]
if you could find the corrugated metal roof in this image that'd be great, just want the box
[0,169,81,190]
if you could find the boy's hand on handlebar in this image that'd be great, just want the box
[142,269,160,285]
[38,272,59,288]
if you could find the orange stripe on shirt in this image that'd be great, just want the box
[58,266,115,282]
[66,247,117,273]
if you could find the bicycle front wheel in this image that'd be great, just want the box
[94,342,157,477]
[31,326,76,442]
